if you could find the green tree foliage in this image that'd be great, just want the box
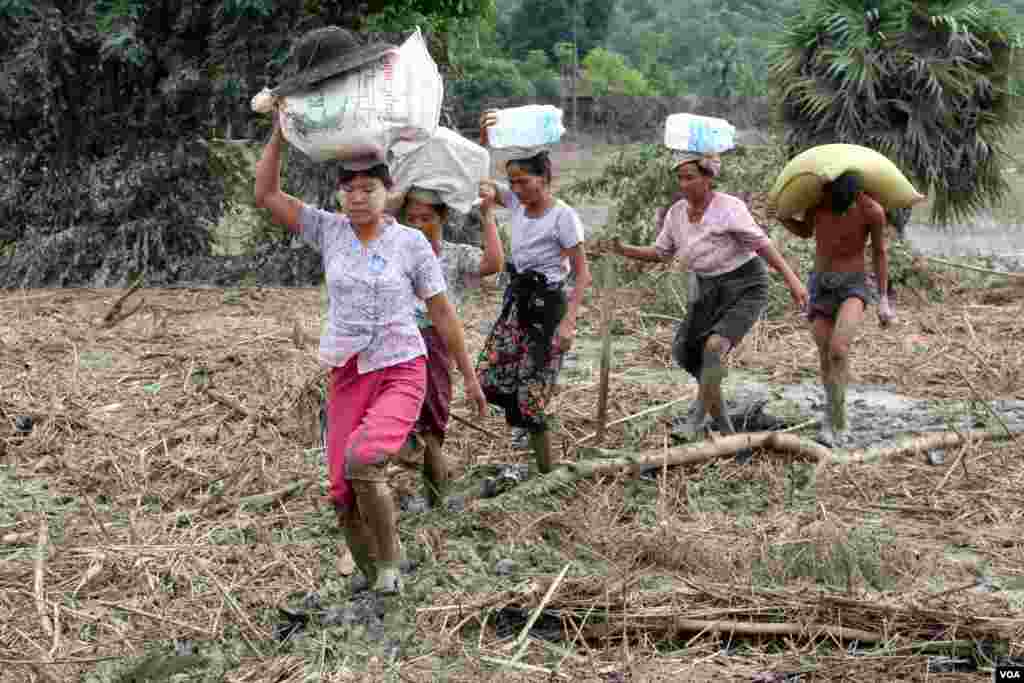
[770,0,1024,223]
[368,0,494,24]
[95,0,145,31]
[582,47,653,96]
[565,144,787,245]
[499,0,616,60]
[219,0,274,18]
[364,0,496,55]
[446,53,536,113]
[520,49,562,98]
[605,0,802,96]
[0,0,30,18]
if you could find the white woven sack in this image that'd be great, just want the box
[276,28,442,162]
[390,128,490,214]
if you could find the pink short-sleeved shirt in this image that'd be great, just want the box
[299,205,446,373]
[654,192,770,276]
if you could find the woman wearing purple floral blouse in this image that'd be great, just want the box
[255,114,486,596]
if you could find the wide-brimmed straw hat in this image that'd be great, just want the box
[339,150,389,172]
[271,26,396,97]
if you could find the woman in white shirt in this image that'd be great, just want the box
[476,111,593,474]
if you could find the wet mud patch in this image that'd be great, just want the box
[777,383,1024,451]
[655,368,1024,453]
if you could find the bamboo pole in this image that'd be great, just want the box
[475,428,1017,508]
[594,258,617,443]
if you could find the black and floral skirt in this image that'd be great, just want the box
[476,272,566,431]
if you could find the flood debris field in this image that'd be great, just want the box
[2,277,1024,682]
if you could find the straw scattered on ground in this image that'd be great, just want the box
[1,274,1023,682]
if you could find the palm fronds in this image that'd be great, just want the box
[769,0,1024,224]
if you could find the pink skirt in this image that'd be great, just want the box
[325,355,426,511]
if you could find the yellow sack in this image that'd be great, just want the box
[768,144,925,220]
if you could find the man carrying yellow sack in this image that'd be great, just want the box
[773,171,895,447]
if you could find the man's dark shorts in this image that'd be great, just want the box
[807,271,875,321]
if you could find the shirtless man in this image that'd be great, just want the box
[776,171,896,447]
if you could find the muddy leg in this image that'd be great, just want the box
[337,501,377,592]
[827,298,865,439]
[352,479,402,595]
[420,432,448,507]
[811,317,836,445]
[679,386,708,440]
[700,335,733,428]
[701,335,752,462]
[528,428,554,475]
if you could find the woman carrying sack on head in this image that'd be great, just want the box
[255,110,487,596]
[475,110,593,475]
[612,151,807,463]
[397,186,504,507]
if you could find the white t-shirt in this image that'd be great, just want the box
[502,190,584,284]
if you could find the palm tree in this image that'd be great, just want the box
[770,0,1023,224]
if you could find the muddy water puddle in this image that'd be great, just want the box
[563,330,1024,453]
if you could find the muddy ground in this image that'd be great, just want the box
[1,276,1024,682]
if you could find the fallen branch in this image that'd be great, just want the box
[0,655,127,666]
[449,412,506,441]
[830,429,1014,465]
[47,603,60,660]
[584,617,881,643]
[100,278,145,328]
[34,516,53,639]
[637,312,684,322]
[416,580,540,614]
[236,479,312,511]
[954,366,1019,445]
[477,432,830,507]
[197,564,265,657]
[577,396,692,445]
[476,428,1019,507]
[169,479,313,520]
[96,600,209,635]
[508,562,572,660]
[2,530,36,545]
[479,656,567,679]
[194,451,259,517]
[779,418,821,434]
[925,256,1024,280]
[201,388,255,420]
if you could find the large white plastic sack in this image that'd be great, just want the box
[276,28,442,162]
[390,128,491,214]
[664,113,736,154]
[486,105,565,152]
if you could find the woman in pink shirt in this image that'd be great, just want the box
[254,113,486,596]
[614,151,807,461]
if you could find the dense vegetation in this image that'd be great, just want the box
[771,0,1024,223]
[0,0,489,287]
[1,0,1022,286]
